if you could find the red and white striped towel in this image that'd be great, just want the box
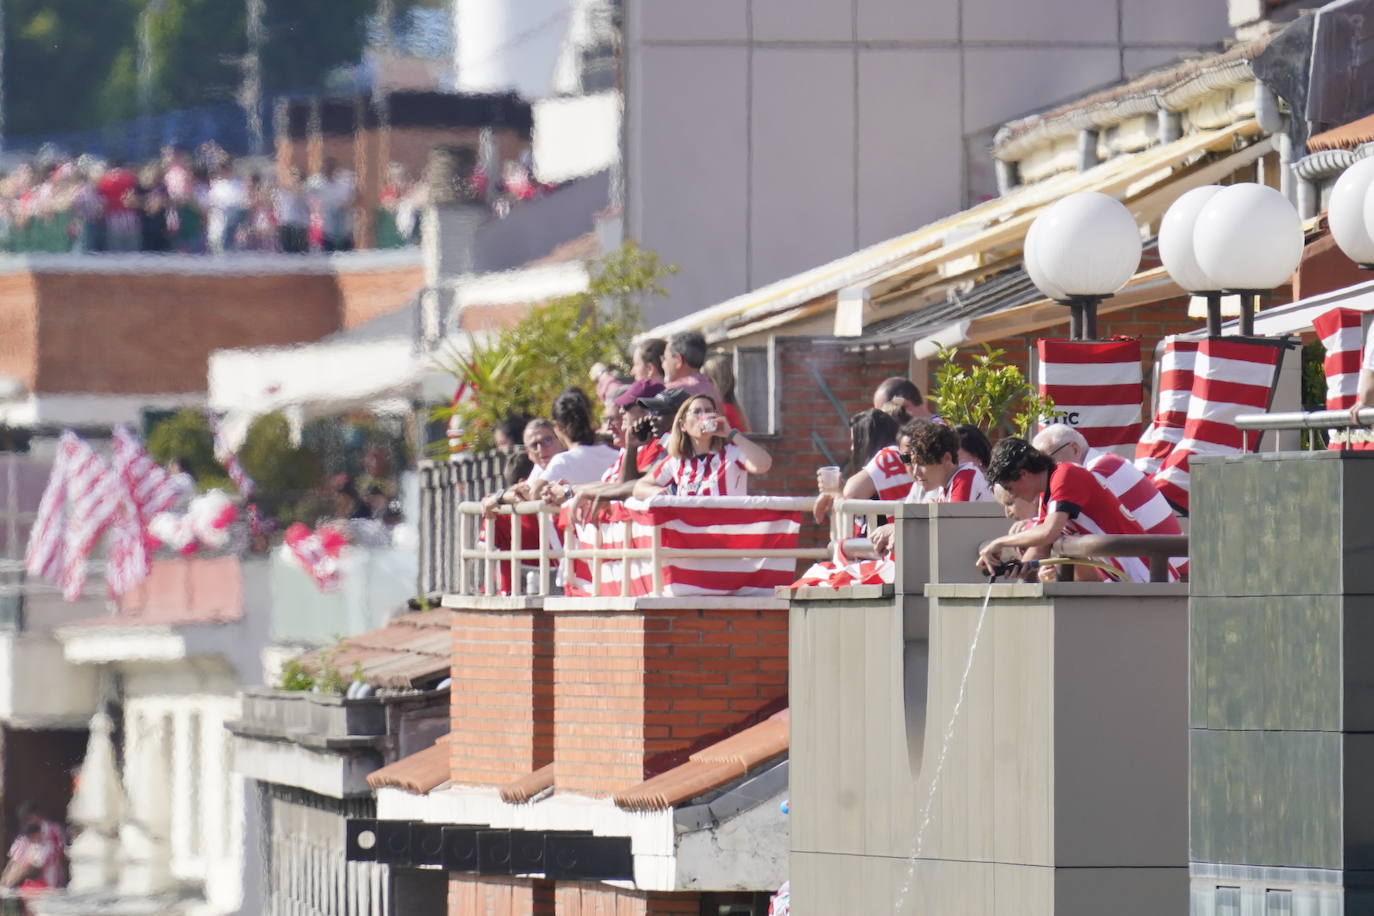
[25,433,123,600]
[1312,307,1372,449]
[1037,338,1143,448]
[1134,337,1200,476]
[1153,338,1281,511]
[564,496,802,597]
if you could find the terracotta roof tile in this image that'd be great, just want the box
[499,763,555,804]
[299,609,452,689]
[612,710,789,813]
[367,734,451,794]
[1307,113,1374,153]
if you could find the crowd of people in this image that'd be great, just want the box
[475,328,1185,591]
[0,142,553,256]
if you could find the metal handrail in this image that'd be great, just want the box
[1058,534,1188,583]
[1235,407,1374,431]
[454,494,906,598]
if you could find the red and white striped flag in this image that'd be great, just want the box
[565,496,802,597]
[1037,338,1143,448]
[1134,337,1200,476]
[205,410,255,498]
[1311,307,1371,449]
[105,427,182,596]
[1153,338,1282,511]
[25,433,123,601]
[283,522,347,591]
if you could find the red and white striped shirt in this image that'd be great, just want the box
[649,443,749,496]
[1085,449,1181,537]
[928,462,993,504]
[862,446,913,501]
[1037,462,1150,583]
[601,437,668,483]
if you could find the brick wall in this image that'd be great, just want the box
[554,883,700,916]
[0,259,422,397]
[448,874,554,916]
[552,604,788,796]
[450,607,555,786]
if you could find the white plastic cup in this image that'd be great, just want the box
[818,466,842,494]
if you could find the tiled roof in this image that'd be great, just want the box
[367,734,450,793]
[499,763,555,804]
[612,710,789,813]
[1307,113,1374,153]
[299,609,452,689]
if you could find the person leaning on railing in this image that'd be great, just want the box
[812,408,907,524]
[976,437,1150,583]
[481,419,565,515]
[633,394,772,498]
[868,421,993,555]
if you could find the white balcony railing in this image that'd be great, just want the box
[453,495,905,599]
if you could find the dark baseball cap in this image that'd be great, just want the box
[613,378,665,408]
[637,385,693,417]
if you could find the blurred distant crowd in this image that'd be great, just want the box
[0,141,552,256]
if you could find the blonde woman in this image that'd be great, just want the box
[633,394,771,498]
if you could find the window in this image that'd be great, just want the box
[1266,889,1293,915]
[1217,886,1241,916]
[735,344,775,436]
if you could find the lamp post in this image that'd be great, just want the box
[1191,183,1304,337]
[1024,191,1143,340]
[1159,184,1227,335]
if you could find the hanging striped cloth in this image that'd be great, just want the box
[1134,337,1200,476]
[1153,338,1282,511]
[1311,307,1372,450]
[205,410,255,498]
[24,432,124,601]
[1036,338,1143,448]
[105,426,181,596]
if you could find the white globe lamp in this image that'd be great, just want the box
[1159,185,1226,333]
[1025,191,1142,339]
[1193,182,1304,336]
[1331,157,1374,266]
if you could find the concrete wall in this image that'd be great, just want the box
[790,503,1190,914]
[623,0,1231,326]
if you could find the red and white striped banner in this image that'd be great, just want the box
[1134,337,1200,476]
[1153,338,1282,511]
[565,496,802,597]
[1311,307,1371,449]
[1037,338,1143,448]
[25,433,123,600]
[282,522,347,591]
[106,427,182,596]
[789,558,894,590]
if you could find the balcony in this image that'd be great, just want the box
[268,544,419,648]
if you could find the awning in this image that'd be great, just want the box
[646,119,1267,346]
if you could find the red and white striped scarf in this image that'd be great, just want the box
[25,433,123,600]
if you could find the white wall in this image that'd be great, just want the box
[623,0,1232,326]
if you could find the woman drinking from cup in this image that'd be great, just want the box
[633,394,772,498]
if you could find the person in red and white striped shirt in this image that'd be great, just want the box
[1032,426,1181,537]
[634,394,772,498]
[904,421,992,504]
[978,437,1150,583]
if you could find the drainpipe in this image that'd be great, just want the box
[1077,129,1100,172]
[420,146,486,349]
[1158,110,1182,144]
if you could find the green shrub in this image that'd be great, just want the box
[238,412,322,524]
[930,345,1055,439]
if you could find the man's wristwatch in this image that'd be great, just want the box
[726,429,739,444]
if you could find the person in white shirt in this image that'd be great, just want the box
[205,162,247,254]
[537,390,619,502]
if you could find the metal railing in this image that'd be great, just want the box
[453,495,903,599]
[417,450,507,597]
[1236,407,1374,432]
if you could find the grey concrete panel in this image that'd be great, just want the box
[1191,455,1346,598]
[857,49,963,249]
[1055,866,1189,915]
[1121,0,1229,45]
[1339,457,1374,596]
[1190,729,1342,870]
[749,47,857,292]
[627,45,750,327]
[961,0,1119,43]
[1191,596,1341,733]
[752,0,853,42]
[962,47,1122,134]
[1345,595,1374,732]
[632,0,748,43]
[788,603,818,853]
[857,0,958,41]
[1052,595,1188,868]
